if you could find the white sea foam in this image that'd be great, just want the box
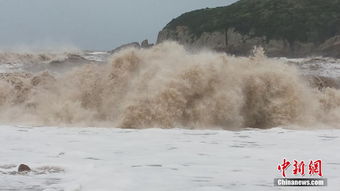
[0,125,339,191]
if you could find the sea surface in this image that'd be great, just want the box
[0,125,339,191]
[1,43,340,190]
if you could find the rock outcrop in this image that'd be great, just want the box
[141,39,154,48]
[319,35,340,58]
[109,42,140,54]
[157,0,340,58]
[157,26,340,57]
[157,26,226,51]
[109,40,154,54]
[18,164,31,172]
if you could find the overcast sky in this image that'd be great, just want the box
[0,0,237,50]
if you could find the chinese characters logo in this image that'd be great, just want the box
[274,159,327,187]
[277,159,322,177]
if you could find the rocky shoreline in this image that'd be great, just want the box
[157,26,340,58]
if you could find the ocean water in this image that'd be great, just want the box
[1,42,340,190]
[1,42,340,129]
[0,125,339,191]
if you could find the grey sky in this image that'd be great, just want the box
[0,0,237,50]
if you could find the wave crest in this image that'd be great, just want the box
[1,42,340,129]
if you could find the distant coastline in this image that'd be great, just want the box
[157,0,340,58]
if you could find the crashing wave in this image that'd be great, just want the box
[0,42,340,129]
[0,50,108,73]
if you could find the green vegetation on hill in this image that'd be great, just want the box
[165,0,340,43]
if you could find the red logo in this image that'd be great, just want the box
[309,160,323,176]
[293,160,305,176]
[277,159,291,177]
[278,159,323,177]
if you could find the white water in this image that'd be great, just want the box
[0,125,339,191]
[1,43,340,190]
[2,43,340,129]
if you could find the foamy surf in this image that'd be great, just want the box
[1,42,340,129]
[0,49,107,74]
[0,125,339,191]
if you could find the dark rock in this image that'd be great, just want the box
[18,164,31,172]
[141,39,153,48]
[319,35,340,58]
[141,39,149,47]
[109,42,140,54]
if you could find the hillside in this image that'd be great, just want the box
[157,0,340,57]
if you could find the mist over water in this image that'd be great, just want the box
[1,42,340,129]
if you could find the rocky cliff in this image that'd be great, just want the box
[157,0,340,57]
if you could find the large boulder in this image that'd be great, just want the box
[18,164,31,172]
